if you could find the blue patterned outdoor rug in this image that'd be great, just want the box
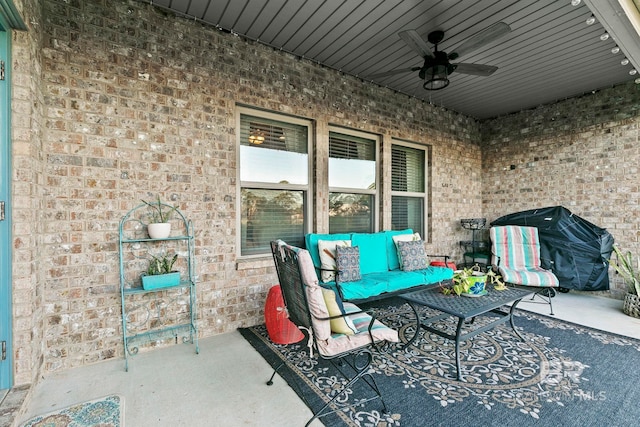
[240,300,640,427]
[21,394,123,427]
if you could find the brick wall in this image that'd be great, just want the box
[11,0,46,388]
[9,0,637,387]
[5,0,484,381]
[481,83,640,298]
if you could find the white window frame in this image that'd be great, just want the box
[236,107,313,258]
[328,127,380,233]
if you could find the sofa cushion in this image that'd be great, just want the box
[392,232,422,269]
[337,275,390,300]
[384,229,414,270]
[335,245,361,283]
[305,233,352,272]
[397,240,428,271]
[321,288,357,335]
[351,232,389,274]
[317,239,351,283]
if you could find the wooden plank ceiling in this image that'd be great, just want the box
[140,0,639,119]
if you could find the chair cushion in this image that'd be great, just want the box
[335,245,361,283]
[490,225,559,287]
[315,302,399,357]
[490,225,542,269]
[397,240,428,271]
[295,249,332,341]
[317,239,351,283]
[497,266,559,287]
[321,288,357,335]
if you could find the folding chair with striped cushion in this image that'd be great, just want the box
[490,225,559,314]
[267,240,398,426]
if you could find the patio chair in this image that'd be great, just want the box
[267,240,399,427]
[489,225,559,315]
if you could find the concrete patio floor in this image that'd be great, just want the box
[13,291,640,426]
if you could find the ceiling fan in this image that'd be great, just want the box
[370,22,511,90]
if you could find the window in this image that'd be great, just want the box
[391,143,427,238]
[328,129,378,233]
[238,109,311,256]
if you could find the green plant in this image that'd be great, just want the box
[142,195,178,223]
[146,253,178,276]
[440,265,505,296]
[609,246,640,296]
[487,269,507,290]
[450,267,474,295]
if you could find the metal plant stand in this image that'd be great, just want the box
[118,203,199,371]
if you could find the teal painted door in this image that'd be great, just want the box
[0,23,12,390]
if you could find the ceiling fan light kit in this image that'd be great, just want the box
[423,66,450,90]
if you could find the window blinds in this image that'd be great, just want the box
[240,114,307,154]
[329,133,375,160]
[392,145,425,193]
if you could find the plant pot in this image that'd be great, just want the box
[147,222,171,239]
[622,292,640,319]
[141,271,181,290]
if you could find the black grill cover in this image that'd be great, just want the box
[490,206,614,291]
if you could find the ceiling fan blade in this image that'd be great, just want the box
[449,22,511,59]
[453,63,498,76]
[368,66,421,79]
[398,30,434,59]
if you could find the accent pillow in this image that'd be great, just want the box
[317,239,351,283]
[392,233,422,269]
[335,245,362,284]
[321,288,357,335]
[397,240,428,271]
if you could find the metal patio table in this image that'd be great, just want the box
[401,286,533,381]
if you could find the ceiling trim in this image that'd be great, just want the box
[585,0,640,71]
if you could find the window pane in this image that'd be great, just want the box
[392,145,424,193]
[392,196,423,236]
[329,132,376,189]
[240,114,308,185]
[241,189,305,256]
[329,192,374,233]
[240,115,307,153]
[240,145,308,185]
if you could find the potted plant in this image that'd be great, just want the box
[141,253,180,290]
[609,246,640,318]
[441,265,506,296]
[142,195,178,239]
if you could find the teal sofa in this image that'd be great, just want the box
[304,229,454,302]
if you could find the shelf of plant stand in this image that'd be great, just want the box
[122,280,193,295]
[121,235,190,244]
[125,323,197,354]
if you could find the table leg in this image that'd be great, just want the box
[402,301,421,348]
[509,298,525,341]
[454,317,465,381]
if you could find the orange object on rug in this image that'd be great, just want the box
[264,285,305,345]
[430,260,457,270]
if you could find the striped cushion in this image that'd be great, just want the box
[316,302,399,357]
[497,266,559,287]
[490,225,559,287]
